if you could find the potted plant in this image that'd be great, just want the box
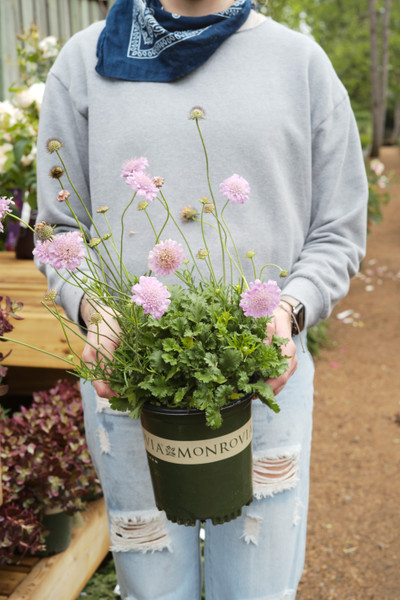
[0,25,61,253]
[0,379,102,564]
[1,109,289,525]
[0,295,24,397]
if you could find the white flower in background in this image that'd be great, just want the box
[370,158,385,176]
[0,100,24,127]
[39,35,59,58]
[14,82,46,112]
[0,143,13,173]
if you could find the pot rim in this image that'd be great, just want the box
[142,391,253,417]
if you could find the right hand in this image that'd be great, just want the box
[81,298,121,399]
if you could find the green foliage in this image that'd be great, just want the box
[102,283,288,429]
[306,321,331,358]
[259,0,400,135]
[80,555,118,600]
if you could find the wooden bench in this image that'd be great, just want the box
[0,500,110,600]
[0,253,109,598]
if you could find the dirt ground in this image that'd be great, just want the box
[296,146,400,600]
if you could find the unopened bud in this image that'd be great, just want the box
[49,166,64,179]
[196,249,209,259]
[35,221,55,241]
[189,106,206,120]
[181,205,198,222]
[57,189,70,203]
[89,311,103,325]
[44,289,57,301]
[153,176,164,189]
[46,138,63,153]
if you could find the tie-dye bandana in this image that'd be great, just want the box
[96,0,252,82]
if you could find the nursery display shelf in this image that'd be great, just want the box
[0,252,84,369]
[0,499,110,600]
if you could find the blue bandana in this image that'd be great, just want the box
[96,0,252,82]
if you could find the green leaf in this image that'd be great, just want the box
[14,139,31,164]
[181,336,194,349]
[218,347,242,374]
[148,349,166,371]
[108,396,130,412]
[173,386,189,405]
[251,379,281,413]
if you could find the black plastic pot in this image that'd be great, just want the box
[39,510,73,556]
[140,394,253,526]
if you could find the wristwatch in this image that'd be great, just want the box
[279,295,306,336]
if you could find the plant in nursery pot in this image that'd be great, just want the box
[0,380,101,564]
[1,108,292,526]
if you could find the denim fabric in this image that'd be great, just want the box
[81,335,314,600]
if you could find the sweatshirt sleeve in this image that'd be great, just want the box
[36,67,93,325]
[282,90,368,328]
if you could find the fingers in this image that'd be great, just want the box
[93,379,115,399]
[82,322,120,399]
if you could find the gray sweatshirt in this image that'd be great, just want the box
[36,14,368,328]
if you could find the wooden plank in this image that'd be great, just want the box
[0,571,26,596]
[0,253,84,369]
[7,499,110,600]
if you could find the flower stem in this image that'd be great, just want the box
[195,119,226,282]
[158,192,206,283]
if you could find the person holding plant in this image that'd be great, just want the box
[34,0,368,598]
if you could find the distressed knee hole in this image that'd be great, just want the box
[253,445,300,499]
[95,393,128,416]
[241,514,262,545]
[292,496,304,526]
[97,425,111,454]
[109,510,172,553]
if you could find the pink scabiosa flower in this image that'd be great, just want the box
[32,239,52,264]
[131,276,171,319]
[45,231,86,271]
[121,157,149,178]
[239,279,281,318]
[126,171,158,203]
[148,239,185,276]
[0,196,15,232]
[219,174,250,205]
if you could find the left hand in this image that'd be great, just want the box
[266,305,298,395]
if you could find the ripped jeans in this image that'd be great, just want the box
[81,335,314,600]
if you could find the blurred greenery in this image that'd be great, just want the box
[79,554,117,600]
[258,0,400,144]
